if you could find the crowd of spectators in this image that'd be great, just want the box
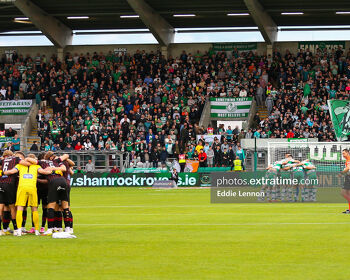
[253,47,350,141]
[0,45,350,168]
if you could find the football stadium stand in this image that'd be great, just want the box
[1,0,350,172]
[0,45,349,171]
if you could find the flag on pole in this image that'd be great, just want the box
[327,99,350,141]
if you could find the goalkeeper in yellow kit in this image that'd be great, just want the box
[4,155,52,236]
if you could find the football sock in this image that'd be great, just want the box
[280,187,286,201]
[58,211,63,229]
[16,210,23,231]
[0,216,2,230]
[272,187,276,201]
[54,211,62,229]
[32,211,39,231]
[41,208,47,228]
[22,210,27,227]
[312,187,317,201]
[266,187,271,200]
[69,211,73,228]
[293,188,298,202]
[276,187,280,200]
[47,208,55,229]
[301,188,306,202]
[12,218,18,231]
[3,211,10,229]
[63,208,71,228]
[258,187,265,201]
[288,187,293,201]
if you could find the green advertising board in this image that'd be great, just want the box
[70,171,343,188]
[71,172,200,187]
[210,97,252,118]
[212,43,258,51]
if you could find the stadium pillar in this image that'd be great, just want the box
[243,0,277,45]
[160,46,168,58]
[14,0,72,49]
[266,44,273,57]
[57,48,64,62]
[126,0,174,47]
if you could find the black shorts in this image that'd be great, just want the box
[0,183,6,204]
[0,182,17,205]
[37,182,48,206]
[48,177,69,204]
[67,186,71,205]
[57,186,71,206]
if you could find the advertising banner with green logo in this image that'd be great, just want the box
[212,43,257,51]
[298,41,345,53]
[71,173,200,187]
[124,167,167,173]
[327,99,350,141]
[0,100,32,115]
[210,97,252,118]
[71,171,343,190]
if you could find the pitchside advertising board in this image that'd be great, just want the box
[210,97,252,118]
[71,173,200,187]
[71,170,342,188]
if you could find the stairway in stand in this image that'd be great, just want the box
[26,106,53,150]
[256,105,268,120]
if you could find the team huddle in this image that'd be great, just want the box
[260,153,317,202]
[0,150,74,236]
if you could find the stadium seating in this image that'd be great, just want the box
[0,46,347,169]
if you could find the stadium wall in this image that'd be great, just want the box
[1,41,349,58]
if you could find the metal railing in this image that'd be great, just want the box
[22,150,129,173]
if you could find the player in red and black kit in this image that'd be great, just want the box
[0,150,31,235]
[31,151,72,235]
[59,157,75,233]
[36,152,49,233]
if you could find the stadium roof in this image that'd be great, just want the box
[1,0,350,47]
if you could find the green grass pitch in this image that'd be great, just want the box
[2,187,350,280]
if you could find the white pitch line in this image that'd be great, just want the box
[86,212,345,216]
[73,205,212,208]
[76,222,350,226]
[73,204,346,209]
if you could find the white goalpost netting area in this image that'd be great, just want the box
[267,141,349,172]
[266,141,350,189]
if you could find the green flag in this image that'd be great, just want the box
[327,100,350,141]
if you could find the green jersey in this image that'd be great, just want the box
[302,161,317,178]
[272,160,283,171]
[281,162,293,178]
[292,164,304,184]
[302,161,315,170]
[126,141,133,152]
[292,165,304,173]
